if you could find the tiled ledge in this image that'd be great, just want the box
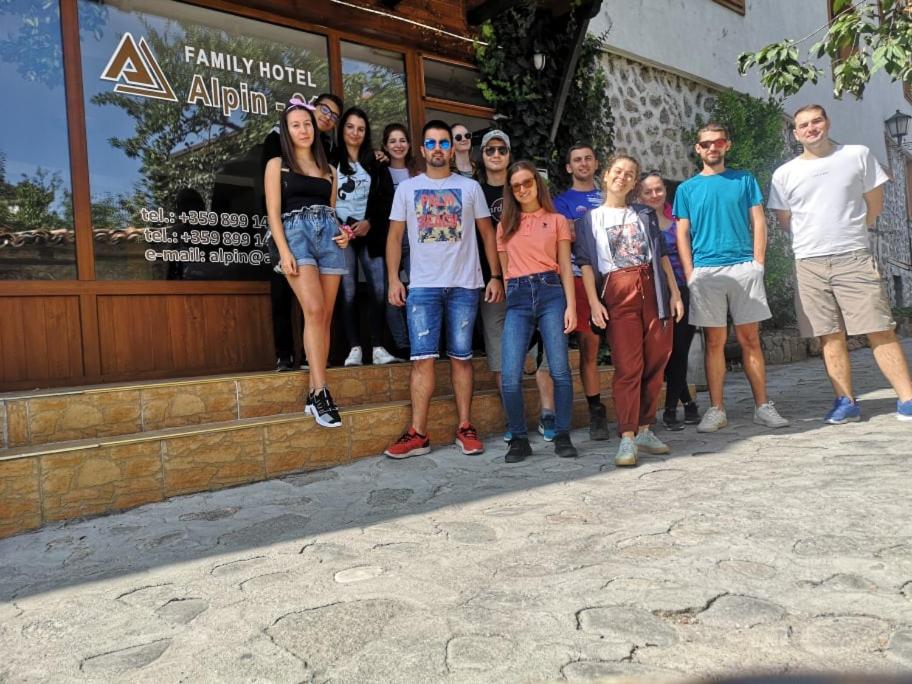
[0,371,623,540]
[0,352,584,449]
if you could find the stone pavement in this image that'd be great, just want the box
[1,342,912,684]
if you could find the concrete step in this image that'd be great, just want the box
[0,367,624,539]
[0,351,583,450]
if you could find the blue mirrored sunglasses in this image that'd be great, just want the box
[423,139,452,150]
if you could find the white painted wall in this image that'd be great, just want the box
[590,0,910,163]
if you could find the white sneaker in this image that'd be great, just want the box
[697,406,728,433]
[754,402,789,428]
[634,428,670,454]
[372,346,401,365]
[344,346,363,367]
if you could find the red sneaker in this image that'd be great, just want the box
[455,423,484,455]
[384,428,431,459]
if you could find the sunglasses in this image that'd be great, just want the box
[484,146,509,157]
[510,178,535,193]
[286,97,316,112]
[317,103,340,123]
[453,133,469,142]
[697,138,728,150]
[423,139,452,150]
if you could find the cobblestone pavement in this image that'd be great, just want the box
[2,342,912,683]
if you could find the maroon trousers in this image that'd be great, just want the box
[603,265,673,435]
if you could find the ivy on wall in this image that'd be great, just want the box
[690,90,796,329]
[474,3,614,189]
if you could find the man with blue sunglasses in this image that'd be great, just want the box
[385,120,504,459]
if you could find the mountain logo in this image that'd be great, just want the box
[100,32,177,102]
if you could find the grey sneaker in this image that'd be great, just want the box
[697,406,728,433]
[634,428,670,454]
[754,402,789,428]
[615,436,638,467]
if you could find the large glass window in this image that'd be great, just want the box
[341,42,407,138]
[0,0,76,280]
[78,0,329,280]
[423,59,487,107]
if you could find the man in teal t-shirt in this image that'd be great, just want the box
[673,122,789,433]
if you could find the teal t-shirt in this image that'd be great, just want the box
[672,169,763,267]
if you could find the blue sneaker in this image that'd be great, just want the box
[824,396,861,424]
[537,413,556,442]
[897,398,912,422]
[503,430,512,442]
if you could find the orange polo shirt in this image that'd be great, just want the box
[496,209,572,279]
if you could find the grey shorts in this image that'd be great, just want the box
[795,249,895,337]
[688,260,771,328]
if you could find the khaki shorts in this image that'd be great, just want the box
[795,249,895,337]
[688,260,771,328]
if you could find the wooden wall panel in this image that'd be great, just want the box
[96,294,273,377]
[0,297,83,385]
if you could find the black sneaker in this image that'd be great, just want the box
[310,387,342,428]
[662,408,685,431]
[588,403,610,441]
[504,437,532,463]
[553,432,578,458]
[683,401,701,425]
[276,356,294,372]
[304,389,315,415]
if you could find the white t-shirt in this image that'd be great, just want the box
[591,206,651,275]
[768,144,889,259]
[390,172,491,288]
[389,166,411,188]
[335,161,371,222]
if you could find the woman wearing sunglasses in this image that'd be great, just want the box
[575,155,683,467]
[451,123,476,178]
[497,161,578,463]
[333,107,401,367]
[264,98,350,428]
[638,171,701,430]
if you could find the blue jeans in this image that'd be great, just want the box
[406,286,480,360]
[501,271,572,438]
[339,240,387,348]
[387,235,411,350]
[281,205,346,275]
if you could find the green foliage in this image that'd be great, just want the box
[738,0,912,99]
[474,4,613,188]
[691,91,796,328]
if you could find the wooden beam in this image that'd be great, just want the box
[466,0,525,25]
[548,0,598,143]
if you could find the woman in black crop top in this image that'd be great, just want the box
[264,99,350,428]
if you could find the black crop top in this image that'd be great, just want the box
[281,168,332,214]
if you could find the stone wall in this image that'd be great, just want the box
[601,51,716,181]
[872,144,912,308]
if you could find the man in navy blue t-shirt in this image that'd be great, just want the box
[674,122,788,433]
[551,144,610,441]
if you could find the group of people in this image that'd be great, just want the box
[263,94,912,466]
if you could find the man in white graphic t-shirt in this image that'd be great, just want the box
[769,104,912,424]
[384,119,504,459]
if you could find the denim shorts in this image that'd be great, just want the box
[281,205,347,275]
[406,287,481,361]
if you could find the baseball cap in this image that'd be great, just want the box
[481,130,510,149]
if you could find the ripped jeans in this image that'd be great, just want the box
[405,286,481,361]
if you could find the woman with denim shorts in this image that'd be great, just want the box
[576,155,684,467]
[497,161,578,463]
[264,98,351,428]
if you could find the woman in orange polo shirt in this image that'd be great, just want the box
[497,161,577,463]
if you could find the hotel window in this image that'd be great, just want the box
[341,42,408,136]
[712,0,746,15]
[0,0,77,280]
[77,0,329,280]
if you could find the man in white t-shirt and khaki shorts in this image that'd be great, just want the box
[769,104,912,423]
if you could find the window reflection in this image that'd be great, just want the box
[0,0,76,280]
[78,0,330,280]
[423,59,487,107]
[341,42,407,136]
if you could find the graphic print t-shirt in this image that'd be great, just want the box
[478,182,505,281]
[592,206,650,274]
[390,173,490,288]
[554,187,603,275]
[335,161,371,223]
